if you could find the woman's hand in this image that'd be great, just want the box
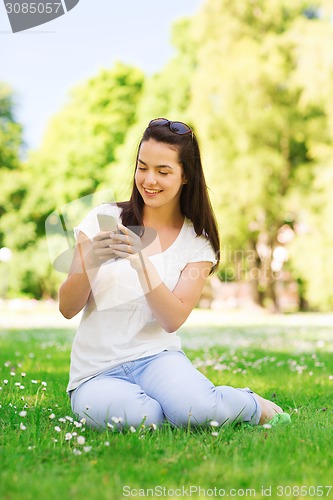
[92,224,153,273]
[92,230,123,264]
[109,224,144,269]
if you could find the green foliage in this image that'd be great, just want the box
[186,0,333,309]
[1,63,145,298]
[98,17,198,201]
[0,83,25,249]
[289,164,333,310]
[24,61,144,212]
[2,1,333,309]
[1,314,333,497]
[0,83,23,171]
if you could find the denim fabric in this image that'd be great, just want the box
[70,350,261,429]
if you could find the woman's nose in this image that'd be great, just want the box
[146,172,157,184]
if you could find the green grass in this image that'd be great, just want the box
[1,312,333,499]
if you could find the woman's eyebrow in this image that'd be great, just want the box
[138,158,173,169]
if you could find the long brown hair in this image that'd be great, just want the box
[118,120,220,271]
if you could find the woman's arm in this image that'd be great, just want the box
[58,232,95,319]
[135,257,212,333]
[111,223,212,332]
[58,229,119,319]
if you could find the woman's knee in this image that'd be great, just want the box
[71,379,164,429]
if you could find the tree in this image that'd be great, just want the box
[98,17,198,201]
[23,61,144,220]
[186,0,333,310]
[0,83,24,248]
[286,1,333,310]
[1,63,145,298]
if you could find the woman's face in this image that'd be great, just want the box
[135,139,187,212]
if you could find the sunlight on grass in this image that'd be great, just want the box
[181,309,333,353]
[1,309,333,499]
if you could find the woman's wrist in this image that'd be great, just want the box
[78,240,102,273]
[131,252,162,294]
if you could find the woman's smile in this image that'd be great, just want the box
[135,139,186,211]
[143,187,163,195]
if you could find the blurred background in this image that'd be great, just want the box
[1,0,333,314]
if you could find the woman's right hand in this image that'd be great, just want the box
[59,230,120,319]
[91,231,120,265]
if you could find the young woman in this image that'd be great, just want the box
[59,118,286,429]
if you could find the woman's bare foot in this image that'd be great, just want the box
[252,393,283,424]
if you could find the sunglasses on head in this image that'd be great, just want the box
[148,118,193,136]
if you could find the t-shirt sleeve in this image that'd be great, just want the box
[73,204,121,241]
[188,234,218,266]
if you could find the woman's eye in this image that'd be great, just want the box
[159,171,168,175]
[138,167,147,171]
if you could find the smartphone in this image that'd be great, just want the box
[97,213,118,232]
[97,213,120,261]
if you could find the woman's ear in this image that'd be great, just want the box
[182,176,188,185]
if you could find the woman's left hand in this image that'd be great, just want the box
[110,223,144,268]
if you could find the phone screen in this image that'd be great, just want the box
[97,214,118,232]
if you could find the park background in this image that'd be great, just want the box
[1,1,333,499]
[1,0,333,313]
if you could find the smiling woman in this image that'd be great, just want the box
[135,140,187,215]
[58,118,288,430]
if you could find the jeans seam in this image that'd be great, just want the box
[242,389,261,424]
[121,362,136,384]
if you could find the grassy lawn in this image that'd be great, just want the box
[1,308,333,499]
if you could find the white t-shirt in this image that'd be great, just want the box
[67,204,217,392]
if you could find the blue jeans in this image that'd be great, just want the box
[70,350,261,429]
